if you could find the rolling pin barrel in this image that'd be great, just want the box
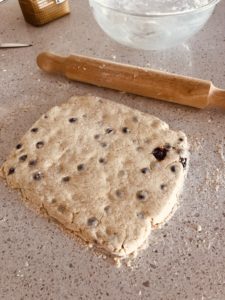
[37,52,225,109]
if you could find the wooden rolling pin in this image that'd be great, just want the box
[37,52,225,109]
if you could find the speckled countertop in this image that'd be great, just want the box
[0,1,225,300]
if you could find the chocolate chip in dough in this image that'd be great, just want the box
[122,127,130,134]
[152,147,168,161]
[137,212,145,219]
[99,158,106,164]
[29,159,37,167]
[36,141,44,149]
[57,205,66,213]
[160,184,167,190]
[77,164,84,171]
[105,128,114,134]
[104,206,111,213]
[31,128,38,133]
[101,142,107,148]
[69,117,78,123]
[87,217,98,227]
[180,157,187,169]
[62,176,71,182]
[19,155,28,162]
[170,165,176,173]
[141,168,150,174]
[165,143,171,150]
[136,190,149,201]
[8,167,15,175]
[94,134,100,140]
[33,172,43,181]
[115,189,122,197]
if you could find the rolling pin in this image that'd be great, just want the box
[37,52,225,109]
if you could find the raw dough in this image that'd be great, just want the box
[0,96,189,258]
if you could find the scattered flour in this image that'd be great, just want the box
[217,139,225,164]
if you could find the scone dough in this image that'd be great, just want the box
[0,96,189,258]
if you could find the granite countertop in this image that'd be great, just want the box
[0,1,225,300]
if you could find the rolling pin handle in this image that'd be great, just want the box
[208,85,225,109]
[37,52,66,74]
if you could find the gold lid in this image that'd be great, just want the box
[18,0,70,26]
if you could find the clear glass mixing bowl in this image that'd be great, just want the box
[89,0,221,50]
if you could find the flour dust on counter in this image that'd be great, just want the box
[0,96,189,263]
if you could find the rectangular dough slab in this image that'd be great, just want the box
[0,96,189,258]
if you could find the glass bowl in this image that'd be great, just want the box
[89,0,221,50]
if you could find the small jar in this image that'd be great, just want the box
[18,0,70,26]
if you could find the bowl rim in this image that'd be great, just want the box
[90,0,221,17]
